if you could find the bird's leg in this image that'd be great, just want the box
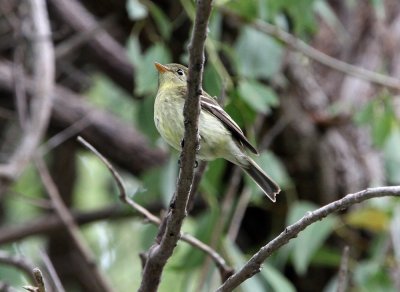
[177,138,200,168]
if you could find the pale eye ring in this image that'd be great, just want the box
[177,69,184,76]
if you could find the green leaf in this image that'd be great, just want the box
[86,74,134,121]
[238,79,279,114]
[310,246,342,267]
[75,152,113,209]
[126,0,148,20]
[170,211,219,270]
[345,208,389,232]
[135,43,171,96]
[208,11,222,40]
[204,64,222,97]
[354,95,397,147]
[354,100,374,125]
[223,239,267,292]
[259,264,296,292]
[136,90,159,142]
[126,35,142,68]
[384,128,400,184]
[287,201,337,275]
[372,108,394,147]
[353,259,395,291]
[235,27,283,80]
[147,3,172,39]
[265,0,318,34]
[222,0,259,20]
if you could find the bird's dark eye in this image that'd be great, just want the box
[177,69,184,76]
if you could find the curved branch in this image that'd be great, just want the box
[217,186,400,291]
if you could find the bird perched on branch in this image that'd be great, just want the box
[154,62,280,202]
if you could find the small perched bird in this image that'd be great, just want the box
[154,62,280,202]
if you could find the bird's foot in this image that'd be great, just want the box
[178,157,199,168]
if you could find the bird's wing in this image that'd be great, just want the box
[200,93,258,154]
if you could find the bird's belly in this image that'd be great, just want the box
[154,96,233,160]
[154,97,185,151]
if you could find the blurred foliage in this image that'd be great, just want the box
[2,0,400,291]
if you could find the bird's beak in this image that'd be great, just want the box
[154,62,169,74]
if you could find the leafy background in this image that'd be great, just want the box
[1,0,400,291]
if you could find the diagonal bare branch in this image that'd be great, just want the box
[217,186,400,291]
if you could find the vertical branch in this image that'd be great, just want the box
[0,0,54,187]
[138,1,213,291]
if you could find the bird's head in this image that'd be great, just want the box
[154,62,188,88]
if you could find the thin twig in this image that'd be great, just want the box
[337,246,350,292]
[23,268,46,292]
[76,136,160,225]
[217,186,400,291]
[34,157,113,292]
[227,187,252,242]
[77,136,232,280]
[221,8,400,91]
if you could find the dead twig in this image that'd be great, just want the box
[23,268,46,292]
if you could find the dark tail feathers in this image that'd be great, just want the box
[243,158,280,202]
